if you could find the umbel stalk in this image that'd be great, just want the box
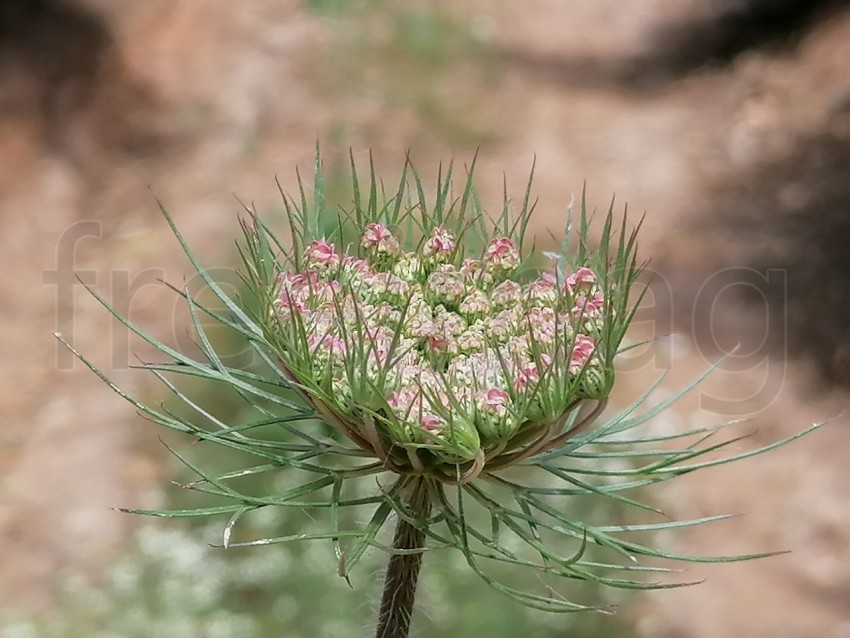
[375,477,432,638]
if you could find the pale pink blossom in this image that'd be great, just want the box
[527,275,558,305]
[483,310,516,341]
[279,270,321,292]
[453,328,486,354]
[491,280,522,308]
[364,272,410,300]
[388,386,421,413]
[275,271,324,316]
[308,308,336,336]
[365,344,392,370]
[309,280,342,305]
[274,295,308,320]
[407,315,436,339]
[460,258,492,286]
[434,311,467,337]
[278,272,339,308]
[396,363,428,386]
[526,306,557,344]
[447,351,506,389]
[392,253,422,282]
[461,258,482,274]
[459,291,491,317]
[373,303,401,326]
[426,270,466,304]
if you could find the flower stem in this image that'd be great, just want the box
[375,477,431,638]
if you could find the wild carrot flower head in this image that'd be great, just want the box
[72,152,818,618]
[263,162,638,484]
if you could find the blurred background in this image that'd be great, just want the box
[2,0,850,636]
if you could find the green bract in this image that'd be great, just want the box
[63,151,822,614]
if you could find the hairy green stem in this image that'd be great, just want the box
[375,478,431,638]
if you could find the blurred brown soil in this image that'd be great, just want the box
[1,1,849,635]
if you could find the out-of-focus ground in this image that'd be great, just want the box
[2,1,849,635]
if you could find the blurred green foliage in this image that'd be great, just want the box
[308,0,501,147]
[1,512,629,638]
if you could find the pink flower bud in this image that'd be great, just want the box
[361,223,390,248]
[422,225,456,258]
[279,270,320,294]
[306,280,341,306]
[363,272,410,303]
[484,310,516,341]
[388,387,420,413]
[427,333,449,353]
[563,267,596,294]
[361,223,400,258]
[459,258,492,285]
[434,311,467,337]
[407,315,436,339]
[513,363,539,392]
[453,328,486,354]
[483,237,520,270]
[275,271,324,317]
[477,387,510,416]
[461,258,482,273]
[275,214,619,460]
[568,334,596,373]
[571,291,605,318]
[305,240,339,268]
[274,294,307,320]
[392,253,423,283]
[421,413,445,435]
[343,255,371,276]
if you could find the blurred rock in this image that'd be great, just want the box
[694,111,850,386]
[0,0,168,167]
[625,0,847,87]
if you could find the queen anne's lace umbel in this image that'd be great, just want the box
[272,222,612,479]
[67,154,821,619]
